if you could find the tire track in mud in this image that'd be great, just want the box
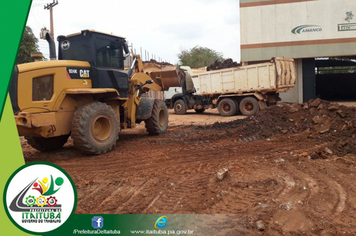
[113,180,151,213]
[333,181,347,215]
[67,133,323,216]
[258,157,353,234]
[76,184,108,213]
[98,142,251,214]
[190,136,354,234]
[131,148,231,213]
[287,162,348,217]
[22,119,356,235]
[154,170,216,213]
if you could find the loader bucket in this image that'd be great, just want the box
[143,62,185,91]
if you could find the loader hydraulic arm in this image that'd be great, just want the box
[128,55,163,92]
[131,55,185,92]
[125,54,185,129]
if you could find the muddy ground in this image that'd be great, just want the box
[22,100,356,235]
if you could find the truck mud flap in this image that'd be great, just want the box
[136,97,155,120]
[258,100,267,110]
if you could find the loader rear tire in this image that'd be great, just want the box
[71,102,119,155]
[239,97,260,116]
[218,98,237,116]
[145,100,168,135]
[174,99,187,115]
[25,135,69,152]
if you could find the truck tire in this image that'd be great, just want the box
[239,97,260,116]
[232,99,240,115]
[195,108,205,114]
[174,99,187,115]
[145,99,168,135]
[25,135,69,152]
[218,98,237,116]
[71,102,119,155]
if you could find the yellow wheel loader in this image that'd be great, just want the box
[9,30,184,155]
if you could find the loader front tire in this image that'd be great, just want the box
[145,100,168,135]
[25,135,69,152]
[71,102,119,155]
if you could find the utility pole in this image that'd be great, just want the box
[44,0,58,39]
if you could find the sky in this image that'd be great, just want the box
[26,0,241,64]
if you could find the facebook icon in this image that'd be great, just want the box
[92,216,104,229]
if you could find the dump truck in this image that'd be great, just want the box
[168,58,296,116]
[9,30,184,155]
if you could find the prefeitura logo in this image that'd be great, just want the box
[4,162,77,234]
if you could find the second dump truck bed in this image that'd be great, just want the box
[191,57,296,96]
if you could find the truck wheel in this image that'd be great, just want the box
[218,98,237,116]
[195,108,205,114]
[239,97,260,116]
[25,135,69,152]
[174,99,187,115]
[145,99,168,135]
[232,99,240,115]
[71,102,119,155]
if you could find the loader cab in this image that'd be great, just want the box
[57,30,130,97]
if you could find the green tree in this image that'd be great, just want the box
[178,46,224,68]
[316,57,356,74]
[17,26,39,64]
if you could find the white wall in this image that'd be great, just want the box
[241,0,356,46]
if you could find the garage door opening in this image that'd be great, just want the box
[315,57,356,101]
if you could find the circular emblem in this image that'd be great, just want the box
[3,162,77,234]
[61,40,70,50]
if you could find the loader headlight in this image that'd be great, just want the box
[33,75,54,101]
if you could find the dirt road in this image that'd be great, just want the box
[22,101,356,235]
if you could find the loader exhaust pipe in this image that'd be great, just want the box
[45,32,57,60]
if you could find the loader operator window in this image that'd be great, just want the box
[95,38,124,69]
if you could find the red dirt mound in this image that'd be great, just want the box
[207,58,241,71]
[205,98,356,156]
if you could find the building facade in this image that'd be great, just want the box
[240,0,356,103]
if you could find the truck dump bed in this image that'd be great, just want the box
[192,58,296,95]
